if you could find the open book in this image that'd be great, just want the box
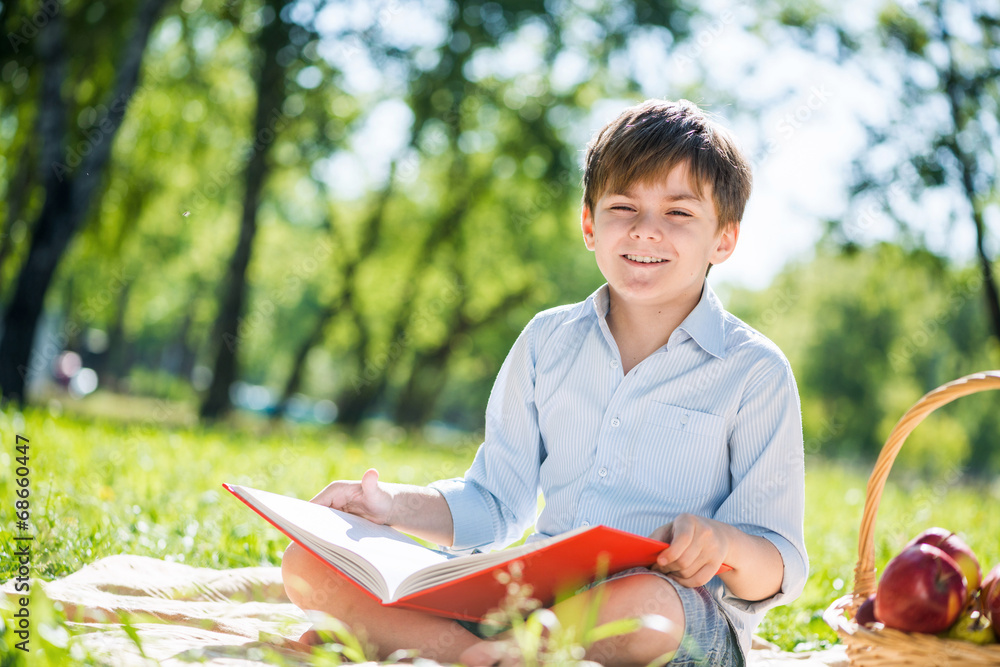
[225,483,732,622]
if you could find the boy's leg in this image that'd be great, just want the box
[461,570,742,667]
[573,571,743,667]
[281,542,481,662]
[574,571,686,666]
[459,572,684,667]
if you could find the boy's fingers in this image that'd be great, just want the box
[671,562,719,588]
[663,541,704,575]
[309,482,341,507]
[650,524,675,569]
[658,522,693,566]
[649,523,673,543]
[650,553,672,574]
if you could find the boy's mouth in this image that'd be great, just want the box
[623,254,668,264]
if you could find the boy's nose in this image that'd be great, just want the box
[629,213,661,241]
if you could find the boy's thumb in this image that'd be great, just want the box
[361,468,380,494]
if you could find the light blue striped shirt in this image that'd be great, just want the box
[430,282,807,656]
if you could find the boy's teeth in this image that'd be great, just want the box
[626,255,666,263]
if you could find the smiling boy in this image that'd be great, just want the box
[582,159,736,375]
[281,99,807,666]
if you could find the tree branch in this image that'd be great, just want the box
[74,0,171,204]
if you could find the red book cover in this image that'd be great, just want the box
[225,483,731,622]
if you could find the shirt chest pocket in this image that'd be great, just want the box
[628,402,728,501]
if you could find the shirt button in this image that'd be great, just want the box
[581,521,591,527]
[598,467,608,477]
[680,413,690,425]
[610,360,619,368]
[610,418,621,427]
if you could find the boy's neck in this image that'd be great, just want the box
[604,285,703,374]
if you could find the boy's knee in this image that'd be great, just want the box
[281,541,309,573]
[585,575,686,666]
[281,542,359,615]
[601,574,685,624]
[281,542,319,604]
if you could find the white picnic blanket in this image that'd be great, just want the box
[2,555,846,666]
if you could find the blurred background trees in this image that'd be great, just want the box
[1,0,998,473]
[0,0,170,404]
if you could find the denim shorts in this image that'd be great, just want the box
[458,567,744,666]
[606,567,745,667]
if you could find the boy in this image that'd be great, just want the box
[281,99,807,666]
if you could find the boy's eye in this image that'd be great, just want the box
[669,210,692,217]
[610,205,634,212]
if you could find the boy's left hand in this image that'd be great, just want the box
[649,513,730,588]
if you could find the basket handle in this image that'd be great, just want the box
[852,370,1000,602]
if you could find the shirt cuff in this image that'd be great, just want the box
[720,530,808,614]
[427,478,498,553]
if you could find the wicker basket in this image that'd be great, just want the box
[823,370,1000,665]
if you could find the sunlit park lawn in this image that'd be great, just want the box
[2,396,1000,655]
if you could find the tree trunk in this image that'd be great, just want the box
[98,279,133,386]
[392,345,452,427]
[283,172,395,426]
[941,33,1000,347]
[0,141,36,298]
[271,300,338,419]
[392,286,530,427]
[332,293,381,428]
[971,209,1000,347]
[199,0,290,420]
[0,0,168,405]
[334,169,488,426]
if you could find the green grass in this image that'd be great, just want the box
[2,401,1000,659]
[759,458,1000,651]
[0,404,479,581]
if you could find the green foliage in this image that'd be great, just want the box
[123,367,198,402]
[0,584,109,667]
[304,615,374,664]
[729,242,1000,472]
[0,407,476,582]
[3,0,724,429]
[823,0,1000,356]
[877,2,930,55]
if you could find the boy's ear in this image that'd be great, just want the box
[709,224,739,265]
[581,206,596,251]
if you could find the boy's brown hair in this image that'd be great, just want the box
[582,99,752,231]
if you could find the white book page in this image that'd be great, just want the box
[231,485,454,600]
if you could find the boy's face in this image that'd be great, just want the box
[581,161,738,313]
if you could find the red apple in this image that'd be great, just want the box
[983,563,1000,602]
[855,593,878,628]
[907,528,981,588]
[984,563,1000,637]
[907,527,981,603]
[875,543,967,634]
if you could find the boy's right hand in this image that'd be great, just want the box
[310,468,395,525]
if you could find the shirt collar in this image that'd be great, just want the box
[676,282,727,360]
[589,282,727,360]
[591,283,611,319]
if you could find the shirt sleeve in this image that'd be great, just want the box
[712,357,808,613]
[428,317,545,553]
